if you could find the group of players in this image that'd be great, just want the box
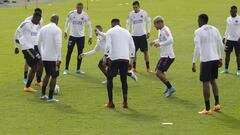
[14,1,240,115]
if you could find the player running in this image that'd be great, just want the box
[80,25,138,84]
[38,15,62,102]
[63,2,92,75]
[150,16,176,98]
[221,6,240,76]
[192,14,224,115]
[14,12,42,92]
[126,1,152,73]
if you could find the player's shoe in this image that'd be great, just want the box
[102,80,107,84]
[123,101,128,109]
[165,87,176,98]
[221,69,229,74]
[131,67,136,72]
[237,70,240,76]
[47,98,59,102]
[163,87,168,94]
[214,104,221,112]
[40,95,48,100]
[35,82,43,87]
[129,71,138,82]
[63,69,69,75]
[146,68,153,73]
[76,69,85,74]
[104,102,115,109]
[24,87,37,93]
[198,109,213,115]
[23,79,27,85]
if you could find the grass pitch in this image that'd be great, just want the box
[0,0,240,134]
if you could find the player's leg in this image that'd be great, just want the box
[234,42,240,76]
[76,37,85,74]
[41,61,50,100]
[144,51,152,72]
[25,64,38,92]
[141,35,152,72]
[222,40,233,73]
[23,61,29,84]
[34,46,43,87]
[47,61,60,102]
[210,79,220,111]
[64,36,76,74]
[119,61,129,108]
[98,59,107,77]
[131,36,139,72]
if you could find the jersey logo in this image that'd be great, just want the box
[81,17,84,20]
[133,19,143,24]
[140,15,143,18]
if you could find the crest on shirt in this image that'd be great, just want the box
[236,20,239,23]
[140,15,143,18]
[81,17,84,20]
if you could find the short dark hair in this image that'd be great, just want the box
[111,18,120,24]
[34,8,42,14]
[33,12,42,18]
[77,2,83,6]
[96,25,102,28]
[231,5,237,9]
[198,14,208,23]
[132,1,140,6]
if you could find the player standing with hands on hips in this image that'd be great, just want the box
[63,2,92,75]
[192,14,224,115]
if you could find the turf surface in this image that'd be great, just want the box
[0,0,240,134]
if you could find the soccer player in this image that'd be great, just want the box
[192,14,224,115]
[63,2,92,75]
[14,12,42,92]
[80,25,138,84]
[126,1,152,72]
[23,8,44,84]
[104,19,135,109]
[150,16,176,98]
[221,6,240,76]
[38,15,62,102]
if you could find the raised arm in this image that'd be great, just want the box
[84,39,101,57]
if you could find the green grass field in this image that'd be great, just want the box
[0,0,240,134]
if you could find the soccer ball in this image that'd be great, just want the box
[54,84,60,95]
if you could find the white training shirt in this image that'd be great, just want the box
[25,16,44,27]
[154,26,175,59]
[14,20,41,50]
[126,9,151,36]
[64,10,92,38]
[84,31,106,56]
[224,15,240,41]
[38,23,62,61]
[193,24,224,63]
[105,25,135,61]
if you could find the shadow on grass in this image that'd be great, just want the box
[214,111,240,130]
[166,96,197,108]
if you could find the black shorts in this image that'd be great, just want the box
[43,61,60,78]
[22,49,41,67]
[34,46,41,56]
[225,40,240,53]
[68,36,85,51]
[155,57,174,72]
[133,35,148,52]
[200,60,219,82]
[107,60,129,78]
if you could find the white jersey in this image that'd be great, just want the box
[154,26,175,59]
[38,23,62,61]
[193,24,224,63]
[14,20,41,50]
[25,16,44,27]
[126,9,151,36]
[224,15,240,41]
[64,10,92,38]
[105,25,135,61]
[84,32,106,56]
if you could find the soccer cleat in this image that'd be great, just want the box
[163,87,168,94]
[63,69,69,75]
[131,67,137,72]
[198,109,213,115]
[165,87,176,98]
[129,71,138,82]
[146,68,153,73]
[24,87,37,93]
[214,104,221,112]
[102,80,107,84]
[76,69,85,74]
[123,101,128,109]
[104,102,115,109]
[221,69,229,74]
[23,79,27,85]
[35,82,43,87]
[47,98,59,102]
[237,70,240,76]
[40,95,48,100]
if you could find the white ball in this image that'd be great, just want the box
[54,84,60,95]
